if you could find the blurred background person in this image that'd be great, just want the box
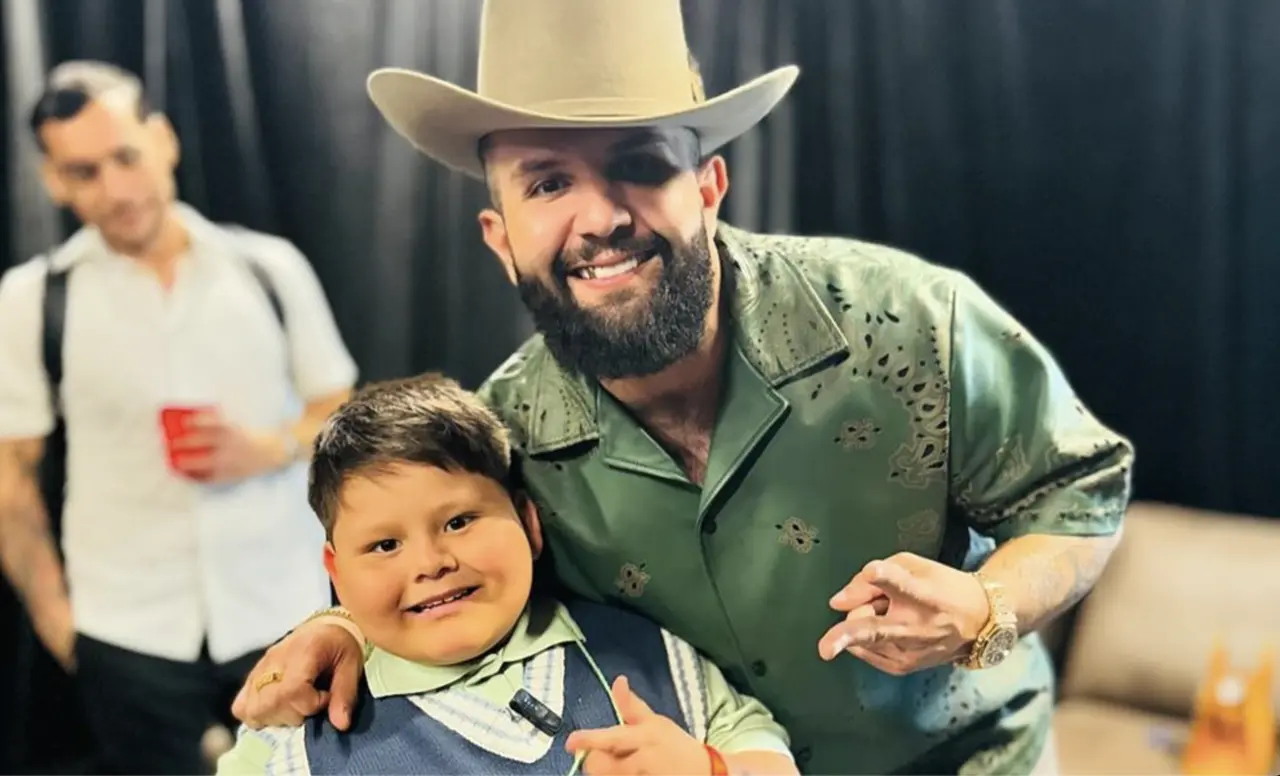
[0,61,357,775]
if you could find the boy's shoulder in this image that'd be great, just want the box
[218,724,312,775]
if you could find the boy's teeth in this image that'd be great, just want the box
[579,257,639,280]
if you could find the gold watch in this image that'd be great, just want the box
[959,572,1018,670]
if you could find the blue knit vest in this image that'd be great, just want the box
[304,599,687,775]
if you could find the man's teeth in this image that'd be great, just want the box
[577,257,640,280]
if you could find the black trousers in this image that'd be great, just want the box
[75,634,264,775]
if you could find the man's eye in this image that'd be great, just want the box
[528,177,567,198]
[444,515,475,532]
[368,539,399,553]
[612,156,675,185]
[115,147,141,166]
[65,165,98,182]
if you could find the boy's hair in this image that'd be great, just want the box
[308,373,513,538]
[30,61,151,151]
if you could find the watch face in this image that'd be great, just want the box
[982,627,1018,666]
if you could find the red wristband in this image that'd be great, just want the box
[706,744,729,776]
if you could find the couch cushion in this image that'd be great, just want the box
[1054,698,1185,774]
[1061,501,1280,716]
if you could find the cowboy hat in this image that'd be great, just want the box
[366,0,799,180]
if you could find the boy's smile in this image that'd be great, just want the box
[324,462,542,666]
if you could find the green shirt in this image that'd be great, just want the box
[217,597,792,775]
[479,224,1134,774]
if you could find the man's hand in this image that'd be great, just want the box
[231,621,364,730]
[565,676,711,775]
[32,598,76,672]
[172,412,291,483]
[819,552,990,675]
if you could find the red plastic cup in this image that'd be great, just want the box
[160,405,215,476]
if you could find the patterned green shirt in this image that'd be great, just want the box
[479,224,1134,774]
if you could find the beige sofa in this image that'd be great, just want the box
[1048,501,1280,774]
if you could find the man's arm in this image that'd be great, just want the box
[974,530,1121,636]
[946,271,1134,629]
[0,436,74,669]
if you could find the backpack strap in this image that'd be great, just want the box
[41,259,71,414]
[242,256,285,328]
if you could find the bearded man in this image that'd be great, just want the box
[231,1,1133,773]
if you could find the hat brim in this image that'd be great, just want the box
[366,65,799,179]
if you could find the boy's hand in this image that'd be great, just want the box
[565,676,712,775]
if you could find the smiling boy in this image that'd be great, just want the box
[217,374,796,775]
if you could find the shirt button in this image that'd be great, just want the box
[750,660,768,677]
[701,519,717,535]
[795,747,812,765]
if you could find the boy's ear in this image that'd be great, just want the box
[323,541,339,582]
[515,493,544,560]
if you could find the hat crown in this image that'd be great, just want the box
[476,0,701,117]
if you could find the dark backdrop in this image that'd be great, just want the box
[4,0,1280,772]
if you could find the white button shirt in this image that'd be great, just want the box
[0,204,358,663]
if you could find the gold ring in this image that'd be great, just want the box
[253,669,283,691]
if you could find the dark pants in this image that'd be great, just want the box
[75,634,264,775]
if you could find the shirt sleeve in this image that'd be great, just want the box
[659,629,794,758]
[216,724,310,775]
[0,262,56,440]
[251,237,359,401]
[946,273,1135,543]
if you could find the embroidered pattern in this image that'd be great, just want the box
[836,418,881,450]
[776,517,821,554]
[615,562,651,598]
[896,509,942,554]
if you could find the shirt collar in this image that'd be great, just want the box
[55,201,224,270]
[517,222,849,456]
[364,597,583,699]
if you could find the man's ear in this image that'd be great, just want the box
[40,159,69,206]
[144,113,180,169]
[478,208,519,285]
[697,155,729,238]
[514,492,544,559]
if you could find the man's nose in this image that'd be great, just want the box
[98,161,137,201]
[573,179,633,240]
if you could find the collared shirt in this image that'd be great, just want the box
[0,203,358,662]
[476,224,1135,774]
[217,597,793,774]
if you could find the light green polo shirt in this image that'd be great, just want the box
[218,598,792,775]
[477,223,1135,774]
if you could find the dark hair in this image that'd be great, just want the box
[307,373,514,537]
[29,61,150,151]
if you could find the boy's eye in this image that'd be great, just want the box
[369,539,399,553]
[444,515,475,533]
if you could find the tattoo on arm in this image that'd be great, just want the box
[979,531,1122,634]
[0,438,67,611]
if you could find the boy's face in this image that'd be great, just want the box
[323,462,542,665]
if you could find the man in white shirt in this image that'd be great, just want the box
[0,61,358,774]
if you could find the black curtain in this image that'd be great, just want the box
[3,0,1280,771]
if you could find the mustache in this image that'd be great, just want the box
[551,234,671,281]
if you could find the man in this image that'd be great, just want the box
[0,61,358,774]
[232,1,1134,773]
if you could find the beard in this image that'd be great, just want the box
[515,226,715,381]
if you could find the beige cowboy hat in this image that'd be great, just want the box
[366,0,799,180]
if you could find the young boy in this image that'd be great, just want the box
[218,374,797,775]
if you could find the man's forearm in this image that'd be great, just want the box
[0,448,68,615]
[977,529,1123,635]
[285,389,351,461]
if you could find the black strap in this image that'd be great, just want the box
[39,254,287,413]
[245,258,285,327]
[41,261,70,412]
